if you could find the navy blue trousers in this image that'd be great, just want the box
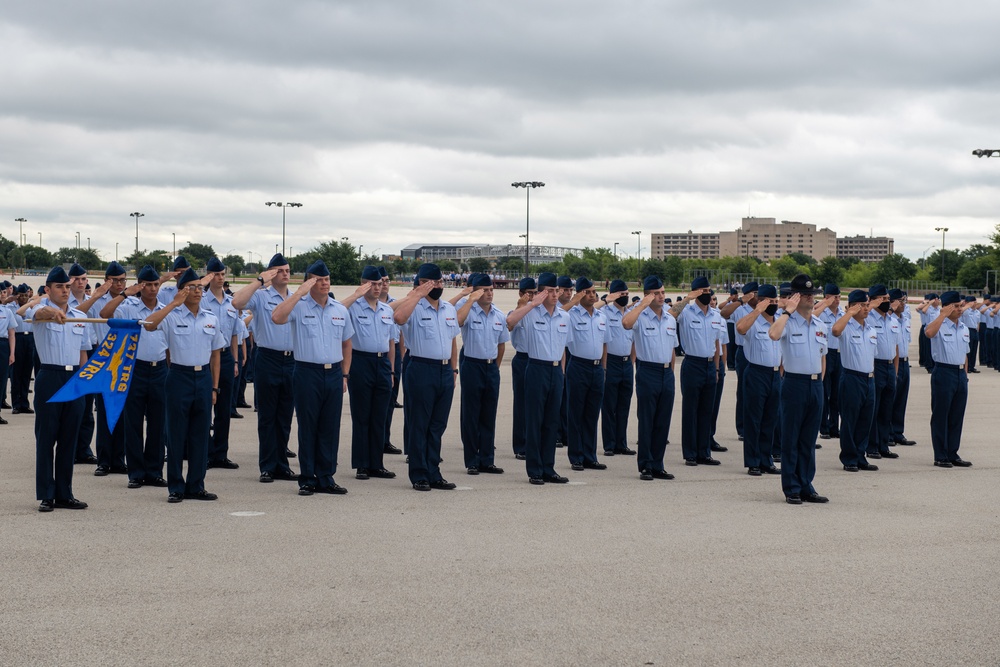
[838,370,875,467]
[400,351,412,454]
[34,366,84,500]
[978,324,989,367]
[779,374,822,497]
[993,329,1000,370]
[967,329,979,371]
[821,349,842,436]
[867,361,895,456]
[523,360,563,479]
[890,358,910,441]
[726,324,736,369]
[919,326,934,370]
[209,348,235,462]
[680,356,717,461]
[460,357,501,468]
[734,346,747,437]
[74,394,96,461]
[404,358,454,484]
[349,352,392,471]
[11,332,33,411]
[293,362,344,489]
[558,363,569,446]
[711,362,725,440]
[566,358,605,465]
[601,355,633,453]
[635,361,674,473]
[384,343,403,446]
[930,365,967,462]
[510,351,529,457]
[124,360,167,483]
[164,366,212,496]
[255,348,295,475]
[95,394,126,469]
[742,364,780,468]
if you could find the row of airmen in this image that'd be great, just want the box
[13,257,976,511]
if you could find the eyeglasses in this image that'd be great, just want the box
[184,285,205,292]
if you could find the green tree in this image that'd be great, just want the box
[222,254,246,277]
[468,257,491,273]
[310,240,366,283]
[176,243,217,268]
[770,256,801,280]
[7,248,25,270]
[956,256,997,291]
[496,256,524,274]
[813,256,844,287]
[0,234,17,264]
[437,259,459,273]
[54,247,103,270]
[842,262,877,288]
[606,260,626,280]
[926,249,964,283]
[663,256,684,286]
[639,259,667,282]
[787,252,817,266]
[21,245,54,269]
[962,244,993,261]
[871,253,916,286]
[129,250,172,273]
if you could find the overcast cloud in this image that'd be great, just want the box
[2,0,999,263]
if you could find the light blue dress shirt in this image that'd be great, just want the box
[929,318,970,365]
[677,302,722,359]
[400,298,460,360]
[202,290,239,348]
[284,295,354,364]
[732,303,753,347]
[743,316,782,368]
[156,305,227,366]
[893,312,911,359]
[817,306,844,350]
[519,304,571,363]
[566,304,608,361]
[460,302,509,360]
[632,308,677,365]
[866,310,899,361]
[27,299,90,366]
[246,287,294,352]
[599,303,633,357]
[87,293,117,342]
[157,283,178,305]
[836,318,876,373]
[349,298,395,354]
[777,311,827,375]
[115,297,168,362]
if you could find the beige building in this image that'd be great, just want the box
[836,235,894,262]
[651,231,720,260]
[718,217,837,262]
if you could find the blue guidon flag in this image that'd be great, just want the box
[50,319,141,431]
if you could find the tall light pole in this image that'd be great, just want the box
[920,245,934,270]
[632,231,642,280]
[38,232,42,247]
[130,212,144,257]
[87,237,91,251]
[934,227,949,282]
[512,181,545,275]
[75,231,81,249]
[116,242,119,261]
[172,233,176,258]
[265,201,302,255]
[15,218,26,247]
[613,242,619,260]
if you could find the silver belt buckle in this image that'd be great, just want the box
[64,365,73,371]
[552,361,559,367]
[441,359,448,365]
[323,363,332,370]
[150,361,158,367]
[193,365,203,371]
[773,367,779,372]
[811,374,818,380]
[487,358,494,364]
[377,352,384,357]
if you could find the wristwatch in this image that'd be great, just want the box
[257,276,265,285]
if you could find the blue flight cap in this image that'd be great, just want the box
[537,272,557,289]
[609,279,627,292]
[824,284,840,296]
[416,263,442,282]
[361,265,381,281]
[472,273,493,288]
[519,277,537,291]
[267,253,288,268]
[691,276,709,290]
[729,288,738,296]
[467,273,480,286]
[576,276,593,292]
[888,288,904,301]
[46,266,70,284]
[964,295,977,303]
[848,289,868,305]
[68,263,86,277]
[15,283,29,294]
[779,282,792,297]
[758,284,777,299]
[206,257,226,273]
[177,268,200,289]
[643,275,663,291]
[868,284,888,298]
[172,256,190,271]
[305,260,330,277]
[940,291,961,306]
[377,266,388,278]
[38,286,47,295]
[137,265,159,282]
[557,275,574,289]
[742,281,759,294]
[105,261,126,277]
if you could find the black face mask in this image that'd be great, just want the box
[697,294,712,306]
[428,288,444,300]
[765,304,778,316]
[877,301,891,313]
[615,296,629,307]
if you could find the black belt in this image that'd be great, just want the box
[607,354,631,363]
[844,368,874,378]
[514,351,528,359]
[528,359,561,367]
[171,364,207,372]
[296,360,342,371]
[899,356,908,362]
[637,360,671,369]
[874,358,893,365]
[410,356,450,365]
[354,350,388,358]
[784,371,821,381]
[135,359,165,367]
[40,364,79,372]
[682,355,715,364]
[571,357,601,366]
[934,362,965,370]
[749,362,780,372]
[16,332,30,336]
[464,356,496,365]
[259,347,294,359]
[827,348,840,354]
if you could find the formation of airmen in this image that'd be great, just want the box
[0,255,985,512]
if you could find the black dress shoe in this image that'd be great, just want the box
[685,459,698,466]
[467,467,480,475]
[802,493,829,503]
[529,477,545,485]
[144,477,168,487]
[950,458,973,467]
[369,468,397,479]
[710,442,728,452]
[13,407,34,414]
[696,457,721,466]
[127,479,143,489]
[880,451,899,459]
[555,440,565,448]
[737,435,743,441]
[814,443,822,449]
[868,452,882,459]
[614,447,636,456]
[237,401,252,409]
[478,465,503,474]
[230,412,244,419]
[1,400,9,409]
[285,448,297,459]
[109,465,129,474]
[413,481,432,491]
[259,471,274,483]
[316,483,349,495]
[54,498,88,510]
[843,465,859,472]
[515,453,526,460]
[94,466,110,476]
[773,454,781,462]
[543,474,568,484]
[604,450,615,456]
[895,437,916,446]
[384,443,402,455]
[819,432,831,440]
[829,431,840,439]
[571,462,585,471]
[430,479,457,490]
[748,467,762,476]
[785,494,803,505]
[208,458,239,470]
[38,499,55,512]
[858,462,879,471]
[651,470,674,480]
[356,468,370,480]
[393,401,403,409]
[167,492,184,503]
[271,469,299,481]
[184,490,218,501]
[298,486,315,496]
[762,465,781,475]
[933,460,953,468]
[0,415,6,425]
[583,461,607,470]
[639,469,654,481]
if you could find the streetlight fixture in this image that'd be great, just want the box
[172,233,176,258]
[130,212,144,256]
[613,242,619,260]
[15,218,26,247]
[511,181,545,275]
[37,232,42,247]
[934,227,949,282]
[972,149,1000,157]
[920,245,935,269]
[632,231,642,280]
[116,242,119,261]
[265,201,302,255]
[75,231,81,249]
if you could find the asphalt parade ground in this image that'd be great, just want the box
[2,285,998,666]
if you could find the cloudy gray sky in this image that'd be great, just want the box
[2,0,999,263]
